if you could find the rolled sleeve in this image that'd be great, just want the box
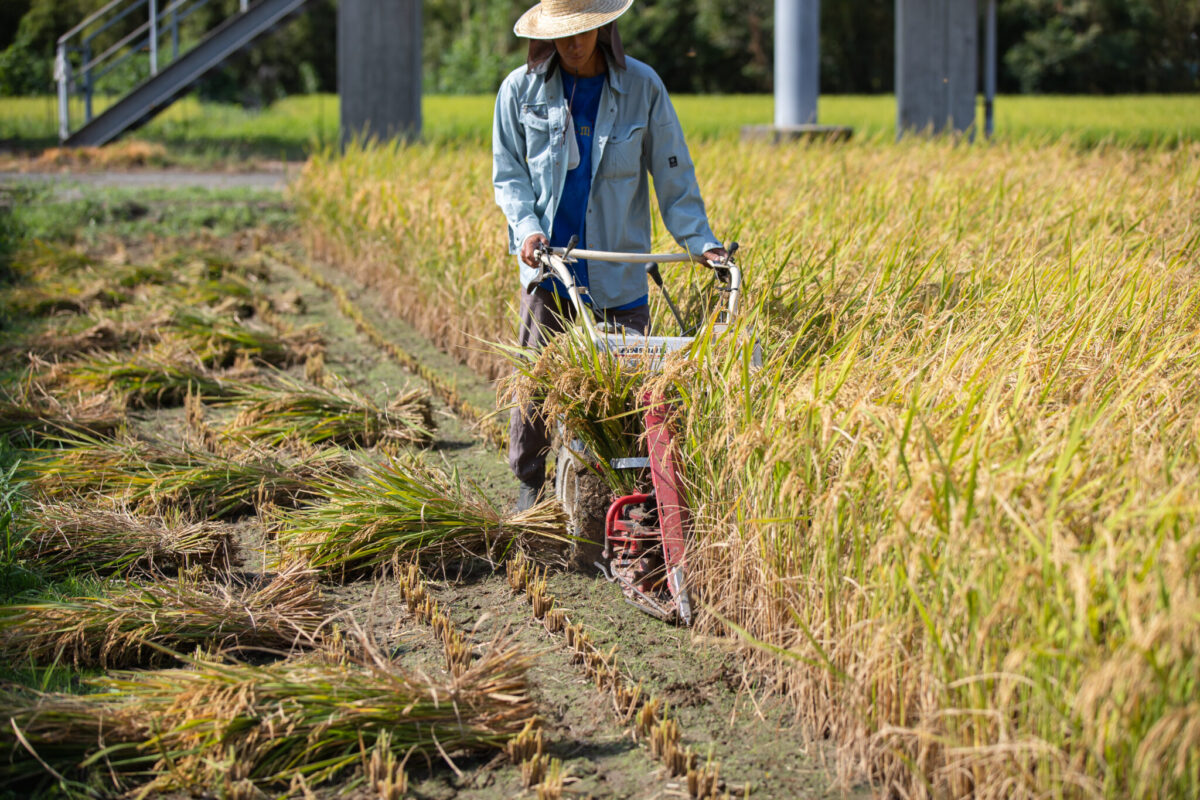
[493,82,545,253]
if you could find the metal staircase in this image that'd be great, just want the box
[56,0,311,147]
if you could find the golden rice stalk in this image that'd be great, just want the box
[0,566,329,668]
[21,501,234,576]
[224,376,434,449]
[276,455,566,575]
[1,280,129,317]
[0,638,535,792]
[26,434,344,520]
[14,314,168,360]
[499,328,688,494]
[0,391,125,445]
[166,307,324,369]
[45,347,236,409]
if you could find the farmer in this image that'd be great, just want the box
[494,0,727,511]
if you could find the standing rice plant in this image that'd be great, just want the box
[224,375,434,449]
[20,501,233,576]
[0,638,535,792]
[0,566,329,668]
[26,434,344,520]
[276,455,566,574]
[297,133,1200,797]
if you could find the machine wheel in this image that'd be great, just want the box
[554,443,609,571]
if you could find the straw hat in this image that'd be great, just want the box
[514,0,634,40]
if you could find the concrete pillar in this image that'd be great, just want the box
[338,0,421,145]
[895,0,978,138]
[775,0,820,126]
[744,0,852,142]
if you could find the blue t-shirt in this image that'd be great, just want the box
[546,71,647,311]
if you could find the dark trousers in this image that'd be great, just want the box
[508,287,650,484]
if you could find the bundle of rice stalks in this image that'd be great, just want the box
[501,329,690,494]
[27,435,342,520]
[276,456,566,574]
[165,278,256,317]
[1,639,534,792]
[21,501,233,577]
[46,349,237,408]
[17,314,167,359]
[167,307,323,368]
[0,392,125,445]
[0,689,144,786]
[0,567,329,668]
[225,376,434,449]
[32,140,168,171]
[2,280,129,316]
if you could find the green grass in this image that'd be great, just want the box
[2,94,1197,158]
[4,183,292,243]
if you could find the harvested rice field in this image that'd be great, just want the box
[0,185,852,799]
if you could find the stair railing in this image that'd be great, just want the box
[56,0,246,142]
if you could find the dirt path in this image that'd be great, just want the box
[0,170,290,191]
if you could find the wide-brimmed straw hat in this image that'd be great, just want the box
[514,0,635,40]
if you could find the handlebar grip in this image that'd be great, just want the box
[645,263,665,287]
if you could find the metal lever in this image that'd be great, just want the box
[646,263,689,336]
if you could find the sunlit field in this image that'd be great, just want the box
[2,94,1198,155]
[294,128,1200,798]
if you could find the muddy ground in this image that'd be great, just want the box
[2,184,869,799]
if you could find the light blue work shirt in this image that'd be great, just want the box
[492,54,721,311]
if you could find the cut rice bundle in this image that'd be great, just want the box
[225,376,434,449]
[1,639,535,792]
[21,501,234,576]
[0,392,125,445]
[276,455,566,575]
[27,434,344,520]
[0,566,329,668]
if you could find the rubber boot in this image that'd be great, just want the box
[516,477,545,513]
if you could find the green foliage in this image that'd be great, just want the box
[424,0,526,94]
[1003,0,1200,92]
[10,185,292,244]
[3,0,1198,98]
[0,33,49,96]
[0,187,24,286]
[0,452,42,601]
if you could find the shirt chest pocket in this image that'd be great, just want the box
[599,123,645,179]
[521,104,559,163]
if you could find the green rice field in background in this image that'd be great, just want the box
[1,94,1197,158]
